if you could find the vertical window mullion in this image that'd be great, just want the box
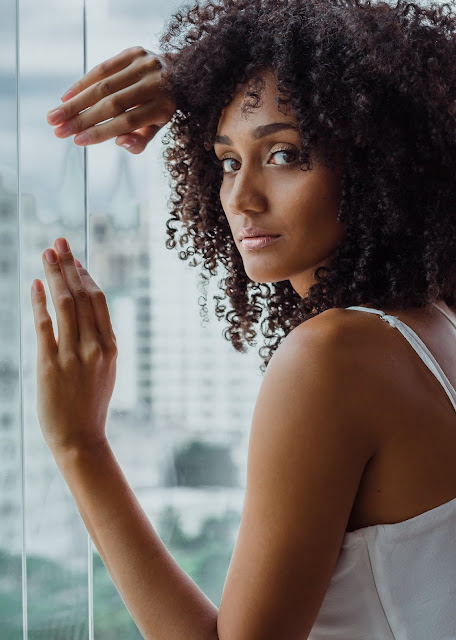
[83,2,94,639]
[16,0,28,635]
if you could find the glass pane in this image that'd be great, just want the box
[0,1,23,638]
[85,2,262,637]
[4,0,267,636]
[19,1,90,637]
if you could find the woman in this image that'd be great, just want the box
[33,0,456,637]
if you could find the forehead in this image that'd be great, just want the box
[217,71,297,134]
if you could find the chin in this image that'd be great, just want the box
[243,264,291,284]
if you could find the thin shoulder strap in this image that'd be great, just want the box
[432,302,456,331]
[345,305,456,413]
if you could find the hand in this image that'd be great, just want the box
[31,238,118,454]
[46,47,177,155]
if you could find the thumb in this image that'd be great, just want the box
[116,125,162,154]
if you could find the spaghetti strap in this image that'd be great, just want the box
[431,302,456,331]
[345,305,456,413]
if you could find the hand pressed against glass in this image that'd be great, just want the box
[31,238,117,453]
[46,46,177,154]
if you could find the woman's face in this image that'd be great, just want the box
[214,71,345,298]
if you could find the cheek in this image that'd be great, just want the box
[219,184,234,234]
[219,181,229,209]
[219,182,233,224]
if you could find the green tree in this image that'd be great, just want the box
[164,440,239,487]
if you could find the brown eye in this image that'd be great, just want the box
[269,149,297,165]
[221,157,241,173]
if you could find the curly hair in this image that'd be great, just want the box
[158,0,456,373]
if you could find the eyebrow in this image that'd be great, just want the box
[214,122,298,146]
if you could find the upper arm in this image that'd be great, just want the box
[217,312,378,640]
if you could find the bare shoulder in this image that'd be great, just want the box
[287,305,374,345]
[281,306,376,374]
[259,305,382,470]
[290,304,401,366]
[282,306,387,445]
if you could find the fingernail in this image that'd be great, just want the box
[55,122,72,137]
[48,109,65,125]
[45,249,58,264]
[61,89,76,101]
[74,258,83,268]
[33,279,43,292]
[56,238,70,253]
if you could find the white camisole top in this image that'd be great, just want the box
[308,302,456,640]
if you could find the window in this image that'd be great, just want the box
[1,1,261,637]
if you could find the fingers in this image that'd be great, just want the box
[46,47,172,149]
[40,239,99,355]
[72,261,117,347]
[52,238,116,346]
[49,62,154,131]
[33,239,117,361]
[52,79,169,144]
[71,102,167,147]
[31,280,58,360]
[60,46,149,106]
[39,246,79,354]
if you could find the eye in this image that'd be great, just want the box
[220,157,241,174]
[218,146,298,174]
[269,148,298,165]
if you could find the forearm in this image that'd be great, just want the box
[53,440,219,640]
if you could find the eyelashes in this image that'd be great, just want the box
[218,146,299,174]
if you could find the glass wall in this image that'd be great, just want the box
[20,1,89,638]
[0,0,23,638]
[0,0,262,637]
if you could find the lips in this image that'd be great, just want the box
[241,236,282,250]
[239,226,280,240]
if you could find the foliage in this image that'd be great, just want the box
[0,506,240,637]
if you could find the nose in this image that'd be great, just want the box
[224,166,267,216]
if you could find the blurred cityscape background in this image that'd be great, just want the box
[0,0,265,637]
